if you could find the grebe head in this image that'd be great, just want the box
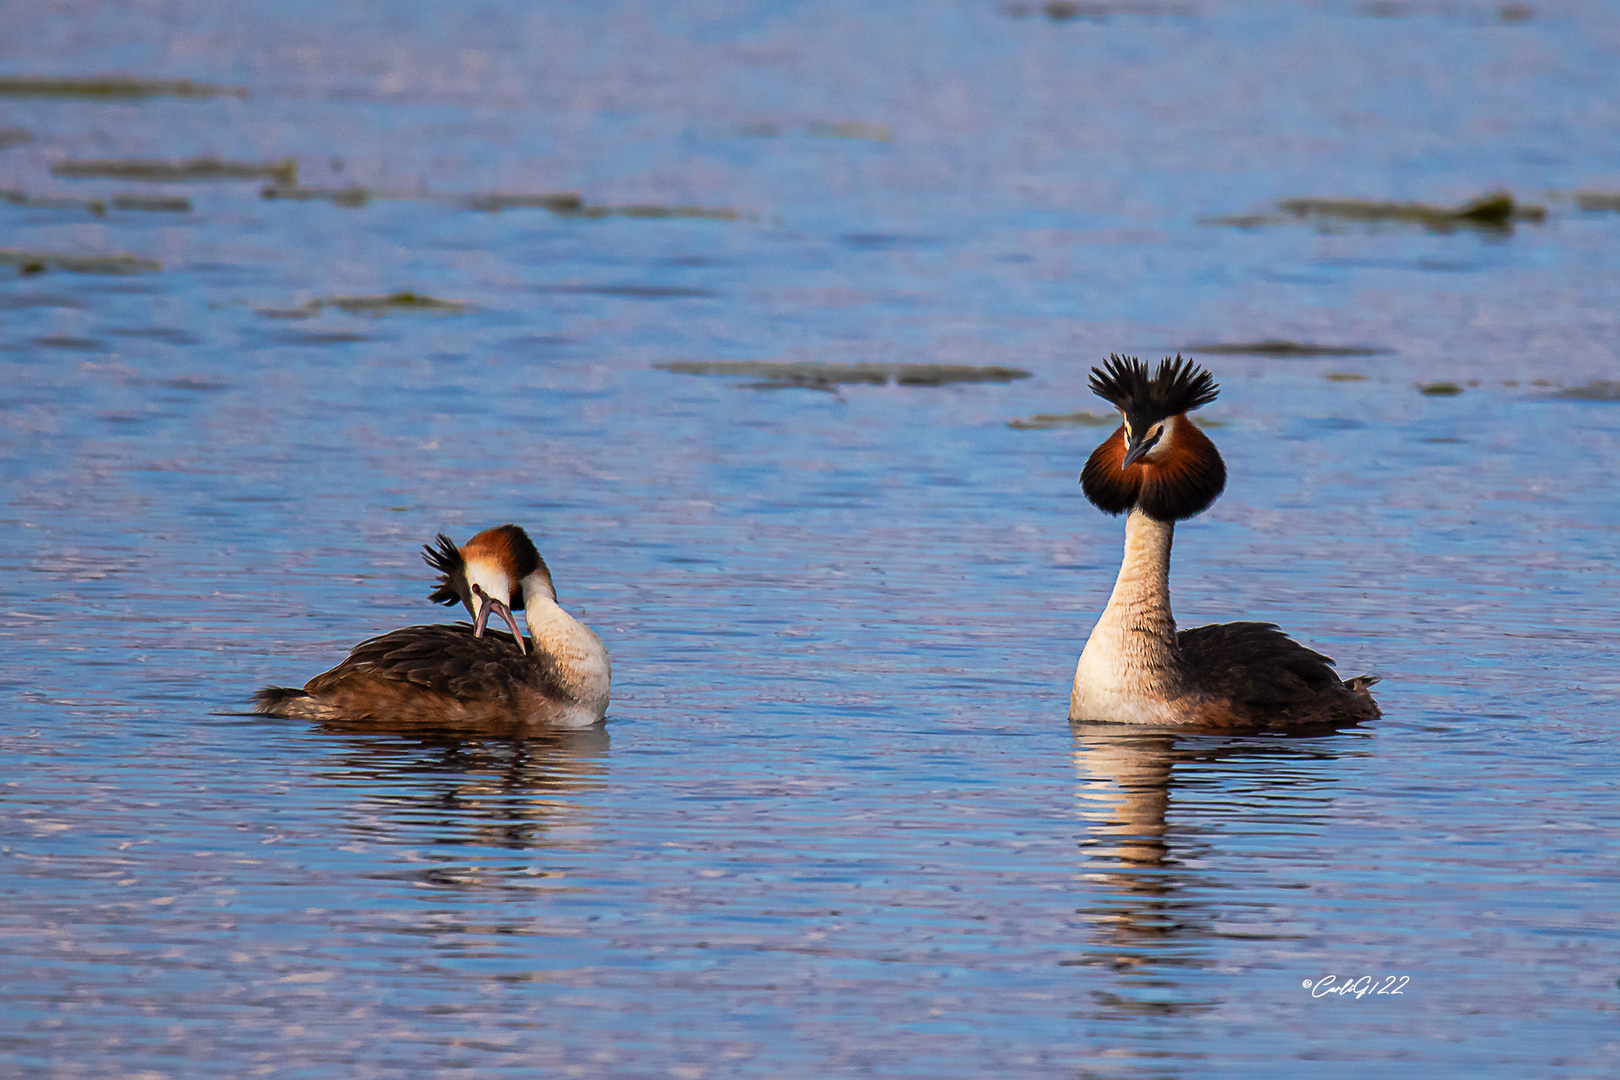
[1080,354,1226,521]
[423,524,553,652]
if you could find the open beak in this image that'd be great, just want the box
[471,584,527,654]
[1121,429,1156,469]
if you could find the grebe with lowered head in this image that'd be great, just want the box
[254,524,611,730]
[1070,355,1378,731]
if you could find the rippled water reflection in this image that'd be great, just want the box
[3,1,1619,1075]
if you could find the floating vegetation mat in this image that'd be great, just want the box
[1,189,191,214]
[467,193,744,220]
[658,360,1031,390]
[0,248,161,274]
[1419,381,1465,396]
[52,157,297,184]
[536,283,716,299]
[259,291,471,318]
[806,120,892,141]
[111,194,192,212]
[1545,380,1620,401]
[466,193,584,213]
[0,76,248,100]
[261,185,373,207]
[1206,191,1545,232]
[253,187,746,219]
[1006,410,1117,430]
[1183,339,1393,358]
[0,129,32,149]
[1574,192,1620,212]
[1004,1,1194,18]
[1325,372,1369,382]
[736,120,892,141]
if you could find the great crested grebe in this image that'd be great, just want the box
[254,524,611,730]
[1069,355,1379,731]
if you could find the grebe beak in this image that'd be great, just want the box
[1121,428,1159,469]
[471,583,527,654]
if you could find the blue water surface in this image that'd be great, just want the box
[2,1,1618,1075]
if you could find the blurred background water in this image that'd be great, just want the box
[2,1,1618,1075]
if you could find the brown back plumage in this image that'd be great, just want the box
[1176,622,1379,730]
[255,622,579,729]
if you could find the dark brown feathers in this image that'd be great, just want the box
[1081,415,1226,521]
[1080,426,1141,515]
[252,685,311,712]
[307,622,570,702]
[1090,354,1219,426]
[1178,621,1380,731]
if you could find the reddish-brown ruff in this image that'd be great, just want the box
[1080,416,1225,522]
[463,526,551,600]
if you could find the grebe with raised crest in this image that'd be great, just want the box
[1070,355,1378,731]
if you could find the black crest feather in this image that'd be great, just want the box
[423,533,465,607]
[1089,354,1219,426]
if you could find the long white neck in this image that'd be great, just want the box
[1070,510,1187,723]
[521,575,612,724]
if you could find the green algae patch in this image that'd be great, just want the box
[1546,380,1620,401]
[0,128,32,149]
[261,185,372,207]
[110,194,192,212]
[1419,381,1465,397]
[1184,339,1392,358]
[1207,191,1545,232]
[537,283,716,299]
[805,121,891,142]
[52,157,297,185]
[1007,410,1117,430]
[0,76,248,100]
[1574,192,1620,212]
[0,248,161,275]
[259,291,471,318]
[1280,192,1544,230]
[1005,1,1193,18]
[579,203,744,221]
[734,121,890,141]
[465,193,744,220]
[2,189,192,214]
[658,360,1030,390]
[1325,372,1369,382]
[466,193,585,213]
[328,292,468,315]
[2,189,108,214]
